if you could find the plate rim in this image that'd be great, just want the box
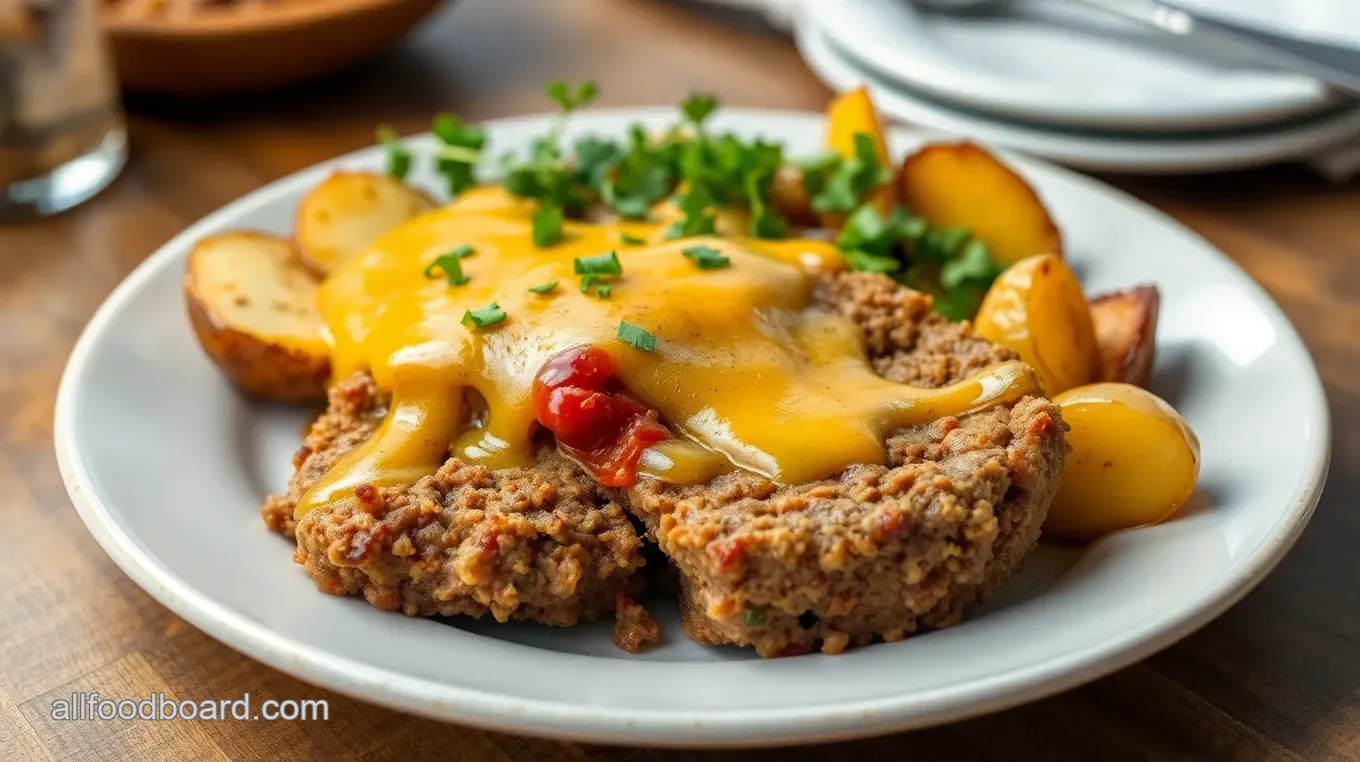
[803,0,1340,132]
[797,21,1360,174]
[54,108,1332,746]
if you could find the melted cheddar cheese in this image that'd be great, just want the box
[295,187,1038,518]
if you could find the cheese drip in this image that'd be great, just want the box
[295,187,1038,518]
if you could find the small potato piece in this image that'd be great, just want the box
[897,142,1062,265]
[974,254,1100,395]
[184,232,330,402]
[822,86,895,227]
[1045,383,1201,540]
[295,171,436,274]
[770,164,818,227]
[1091,285,1160,387]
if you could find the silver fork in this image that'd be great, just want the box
[912,0,1360,95]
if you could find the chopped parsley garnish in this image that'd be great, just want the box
[546,80,599,112]
[617,321,657,351]
[375,83,1009,325]
[576,251,621,296]
[375,125,411,180]
[431,113,485,197]
[682,244,731,270]
[532,206,564,247]
[462,302,506,328]
[743,607,766,627]
[663,184,719,239]
[574,250,623,276]
[745,169,788,239]
[681,93,719,127]
[805,133,892,215]
[422,245,475,286]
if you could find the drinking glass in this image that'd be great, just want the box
[0,0,126,220]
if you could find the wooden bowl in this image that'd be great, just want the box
[103,0,450,95]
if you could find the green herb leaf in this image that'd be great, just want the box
[375,125,411,180]
[617,321,657,351]
[743,607,766,627]
[546,80,598,112]
[745,169,788,240]
[682,244,731,270]
[809,132,891,214]
[664,184,718,239]
[915,226,972,263]
[462,302,506,328]
[574,250,623,276]
[528,280,559,294]
[431,113,485,197]
[619,232,647,245]
[680,94,719,127]
[940,238,1003,290]
[532,206,565,247]
[422,246,474,286]
[843,249,902,273]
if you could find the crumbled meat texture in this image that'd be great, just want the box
[628,272,1066,656]
[265,270,1066,654]
[612,594,662,653]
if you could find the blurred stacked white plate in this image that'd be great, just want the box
[790,0,1360,174]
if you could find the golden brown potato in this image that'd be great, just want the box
[1090,285,1160,387]
[770,164,818,227]
[294,171,436,274]
[184,232,330,402]
[974,254,1100,395]
[1045,383,1201,540]
[897,142,1062,265]
[821,86,895,228]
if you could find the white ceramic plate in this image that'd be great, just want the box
[804,0,1345,132]
[56,109,1329,747]
[798,21,1360,174]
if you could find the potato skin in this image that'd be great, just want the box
[183,232,331,403]
[185,274,330,403]
[1044,383,1200,540]
[294,171,437,275]
[897,142,1062,265]
[1090,285,1160,387]
[974,254,1100,396]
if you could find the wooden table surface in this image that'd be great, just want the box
[3,0,1359,759]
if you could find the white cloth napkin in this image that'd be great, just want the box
[693,0,1360,180]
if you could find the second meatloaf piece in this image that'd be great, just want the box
[624,272,1067,656]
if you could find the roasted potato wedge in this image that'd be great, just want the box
[974,254,1100,395]
[1045,383,1201,540]
[184,232,330,402]
[770,164,818,227]
[1090,285,1160,387]
[295,171,436,274]
[898,142,1062,265]
[822,86,895,227]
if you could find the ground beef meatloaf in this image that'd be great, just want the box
[262,374,646,626]
[263,271,1065,655]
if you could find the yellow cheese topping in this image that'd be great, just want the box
[295,187,1038,518]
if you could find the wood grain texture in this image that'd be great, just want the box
[1,0,1357,758]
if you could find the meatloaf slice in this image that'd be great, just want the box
[623,272,1067,656]
[263,374,646,626]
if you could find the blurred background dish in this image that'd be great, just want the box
[789,0,1360,174]
[795,19,1360,174]
[101,0,449,95]
[803,0,1346,132]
